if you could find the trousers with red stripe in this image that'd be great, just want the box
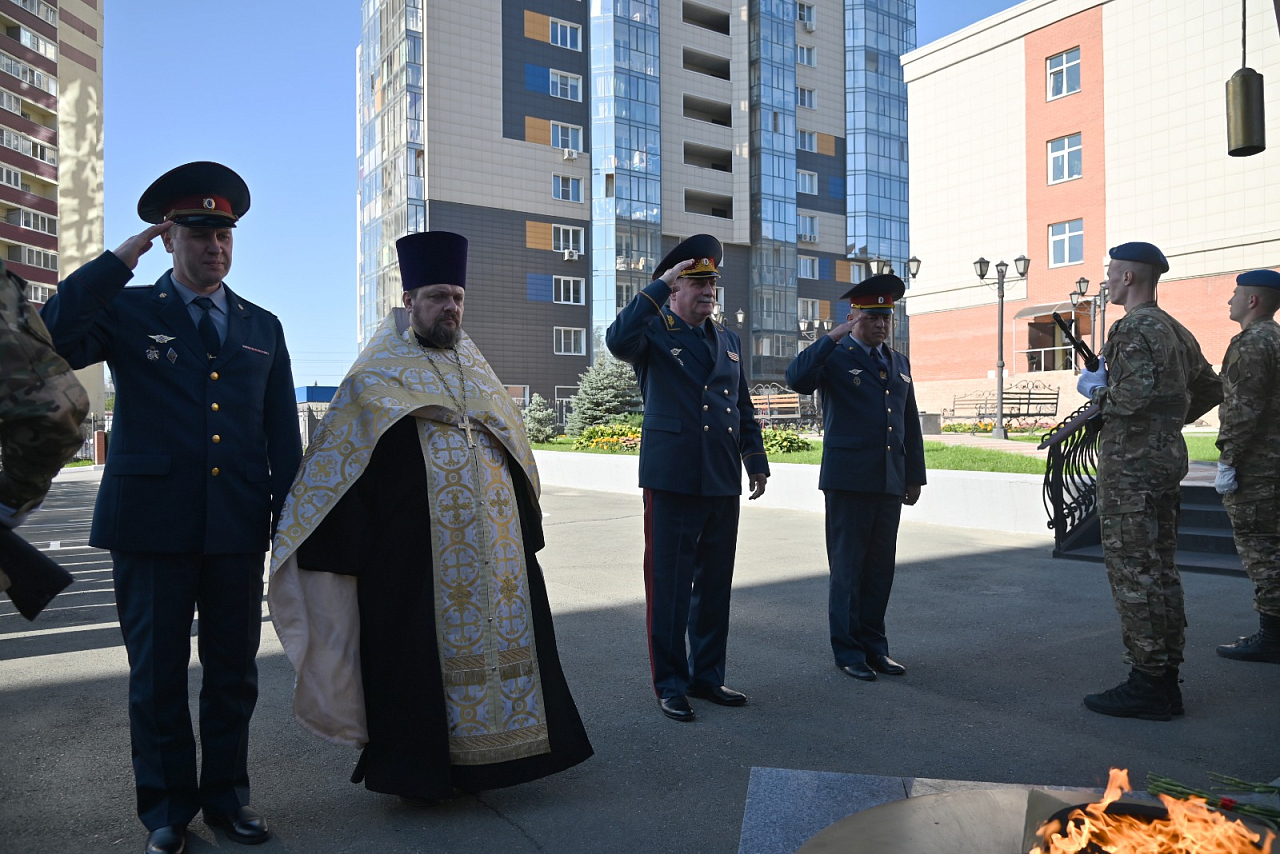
[643,489,740,699]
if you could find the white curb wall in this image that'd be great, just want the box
[533,451,1052,537]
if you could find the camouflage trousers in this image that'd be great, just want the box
[1098,485,1186,675]
[1223,489,1280,618]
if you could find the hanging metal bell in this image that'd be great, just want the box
[1227,66,1266,156]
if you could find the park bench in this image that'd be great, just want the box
[751,391,802,428]
[943,381,1060,433]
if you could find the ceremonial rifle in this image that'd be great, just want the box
[0,526,73,620]
[1036,313,1103,450]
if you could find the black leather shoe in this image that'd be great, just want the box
[144,825,186,854]
[839,661,877,681]
[658,695,696,721]
[687,684,748,706]
[868,654,906,675]
[204,806,270,845]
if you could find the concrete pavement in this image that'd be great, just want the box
[1,475,1275,853]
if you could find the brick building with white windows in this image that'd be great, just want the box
[902,0,1280,426]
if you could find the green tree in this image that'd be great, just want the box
[521,393,557,443]
[566,354,640,436]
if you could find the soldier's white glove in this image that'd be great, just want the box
[1215,462,1239,495]
[0,501,29,529]
[1076,356,1107,398]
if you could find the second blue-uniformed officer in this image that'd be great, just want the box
[786,274,925,682]
[41,162,302,854]
[606,234,769,722]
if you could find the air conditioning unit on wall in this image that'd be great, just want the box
[562,148,578,160]
[562,249,579,261]
[803,20,815,32]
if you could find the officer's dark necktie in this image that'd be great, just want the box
[872,345,888,379]
[693,324,715,361]
[193,296,221,359]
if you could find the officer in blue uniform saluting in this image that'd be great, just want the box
[41,162,302,854]
[606,234,769,722]
[786,274,925,682]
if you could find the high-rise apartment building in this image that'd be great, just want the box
[357,0,915,418]
[1,0,105,412]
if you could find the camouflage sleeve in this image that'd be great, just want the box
[1216,334,1269,467]
[0,270,90,512]
[1184,349,1223,425]
[1094,326,1158,417]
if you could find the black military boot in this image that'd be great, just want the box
[1083,669,1172,721]
[1217,613,1280,663]
[1162,668,1184,716]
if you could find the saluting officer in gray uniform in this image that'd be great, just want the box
[786,274,925,682]
[41,162,302,854]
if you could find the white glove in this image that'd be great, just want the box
[1076,356,1107,398]
[1215,462,1239,495]
[0,501,29,529]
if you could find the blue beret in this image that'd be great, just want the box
[1109,242,1169,274]
[396,231,468,290]
[1237,269,1280,290]
[840,273,905,315]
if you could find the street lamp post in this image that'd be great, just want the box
[975,254,1029,440]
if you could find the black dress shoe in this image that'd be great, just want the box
[687,683,748,706]
[145,825,186,854]
[868,654,906,675]
[658,695,696,721]
[839,661,877,681]
[204,805,270,845]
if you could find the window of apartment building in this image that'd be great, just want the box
[797,130,816,152]
[797,214,818,242]
[6,208,56,236]
[554,276,585,304]
[554,327,586,355]
[798,297,820,321]
[14,26,57,61]
[505,385,530,406]
[1049,219,1084,267]
[798,255,818,279]
[797,169,817,195]
[797,45,815,67]
[553,225,584,252]
[0,51,55,96]
[796,86,815,109]
[7,245,56,271]
[1048,133,1082,184]
[26,282,52,304]
[550,19,581,51]
[714,285,726,311]
[552,122,582,151]
[797,3,815,27]
[553,174,582,202]
[1047,48,1081,100]
[0,90,20,115]
[0,166,24,191]
[0,128,56,165]
[15,0,56,27]
[550,70,581,101]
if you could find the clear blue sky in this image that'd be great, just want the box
[102,1,1013,386]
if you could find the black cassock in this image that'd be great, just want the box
[296,417,593,800]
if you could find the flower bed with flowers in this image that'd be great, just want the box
[572,422,641,452]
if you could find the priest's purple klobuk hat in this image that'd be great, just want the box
[396,231,469,290]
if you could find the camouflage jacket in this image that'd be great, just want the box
[0,264,89,512]
[1217,317,1280,482]
[1092,302,1222,492]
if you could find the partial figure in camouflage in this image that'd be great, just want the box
[1074,242,1222,720]
[1214,269,1280,664]
[0,262,89,520]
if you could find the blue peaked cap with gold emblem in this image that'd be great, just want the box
[1237,269,1280,290]
[137,161,250,228]
[654,234,722,280]
[840,273,905,316]
[1109,242,1169,275]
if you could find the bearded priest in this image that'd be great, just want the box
[268,231,592,803]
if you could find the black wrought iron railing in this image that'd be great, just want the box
[1039,402,1102,555]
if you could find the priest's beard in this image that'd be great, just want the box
[421,320,461,349]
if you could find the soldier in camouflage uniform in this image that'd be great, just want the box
[1075,242,1222,720]
[0,261,90,555]
[1213,268,1280,664]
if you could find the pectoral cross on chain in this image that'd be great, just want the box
[460,416,476,449]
